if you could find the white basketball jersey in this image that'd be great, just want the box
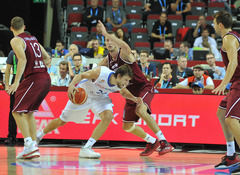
[77,66,122,98]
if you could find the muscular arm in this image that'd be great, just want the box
[10,38,26,85]
[98,56,108,67]
[221,35,239,86]
[39,44,51,65]
[98,20,135,63]
[119,87,140,103]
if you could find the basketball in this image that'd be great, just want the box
[71,87,87,105]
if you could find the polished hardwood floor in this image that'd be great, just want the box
[0,144,236,175]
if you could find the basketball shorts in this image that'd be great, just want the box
[60,96,113,123]
[123,87,154,122]
[13,72,51,113]
[219,80,240,120]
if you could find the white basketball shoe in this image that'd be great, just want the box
[79,146,101,159]
[16,142,40,159]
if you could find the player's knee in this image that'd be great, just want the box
[122,123,135,132]
[57,118,67,126]
[101,114,113,123]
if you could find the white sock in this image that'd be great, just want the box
[143,133,156,144]
[156,131,166,141]
[227,141,235,156]
[38,130,46,140]
[24,137,32,147]
[84,138,96,148]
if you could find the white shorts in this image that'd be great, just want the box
[60,96,113,123]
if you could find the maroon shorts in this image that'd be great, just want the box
[123,86,154,122]
[219,80,240,120]
[13,72,51,113]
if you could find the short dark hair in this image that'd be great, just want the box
[140,50,149,56]
[201,28,209,33]
[213,11,232,29]
[160,12,167,17]
[114,65,134,79]
[72,53,82,60]
[162,62,173,69]
[107,31,117,37]
[181,41,191,48]
[59,60,69,71]
[11,16,24,30]
[56,40,65,46]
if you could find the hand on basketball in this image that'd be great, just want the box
[212,83,226,95]
[68,84,79,102]
[7,82,19,95]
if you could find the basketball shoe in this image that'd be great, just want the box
[158,140,174,155]
[16,142,40,159]
[215,153,240,169]
[140,139,160,156]
[79,146,101,159]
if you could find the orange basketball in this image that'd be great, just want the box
[72,87,87,105]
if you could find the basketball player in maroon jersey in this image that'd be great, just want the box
[97,20,174,156]
[212,11,240,173]
[7,17,51,159]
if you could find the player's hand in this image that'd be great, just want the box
[98,20,107,35]
[5,85,10,93]
[212,83,227,95]
[68,84,79,101]
[7,82,19,95]
[134,97,143,105]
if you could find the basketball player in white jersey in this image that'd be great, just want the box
[37,65,142,158]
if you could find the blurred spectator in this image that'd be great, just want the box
[151,12,173,44]
[206,53,225,79]
[164,40,180,60]
[224,83,231,95]
[191,82,204,94]
[116,28,130,46]
[52,40,69,58]
[176,56,193,79]
[175,64,214,89]
[88,23,106,48]
[106,0,132,32]
[138,50,157,77]
[0,50,5,57]
[155,62,179,90]
[131,49,139,62]
[142,0,172,23]
[193,28,221,59]
[51,61,71,86]
[46,57,57,76]
[193,15,216,39]
[87,38,105,58]
[170,0,191,21]
[69,53,89,79]
[83,0,104,31]
[179,41,193,60]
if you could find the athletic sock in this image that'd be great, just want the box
[24,137,33,147]
[226,141,235,156]
[84,138,96,148]
[155,131,166,141]
[38,130,46,140]
[143,133,156,144]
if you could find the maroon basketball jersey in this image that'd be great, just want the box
[16,32,47,78]
[221,31,240,82]
[107,49,152,95]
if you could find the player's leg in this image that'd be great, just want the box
[37,118,67,144]
[122,121,159,156]
[135,102,174,155]
[80,110,113,159]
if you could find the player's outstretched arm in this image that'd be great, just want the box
[98,56,108,67]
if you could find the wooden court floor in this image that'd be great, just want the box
[1,145,236,175]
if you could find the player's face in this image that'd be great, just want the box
[193,68,204,79]
[106,34,117,52]
[117,75,131,88]
[213,19,221,35]
[162,64,172,76]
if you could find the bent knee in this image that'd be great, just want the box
[122,123,135,132]
[135,104,147,117]
[225,117,237,126]
[101,114,114,122]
